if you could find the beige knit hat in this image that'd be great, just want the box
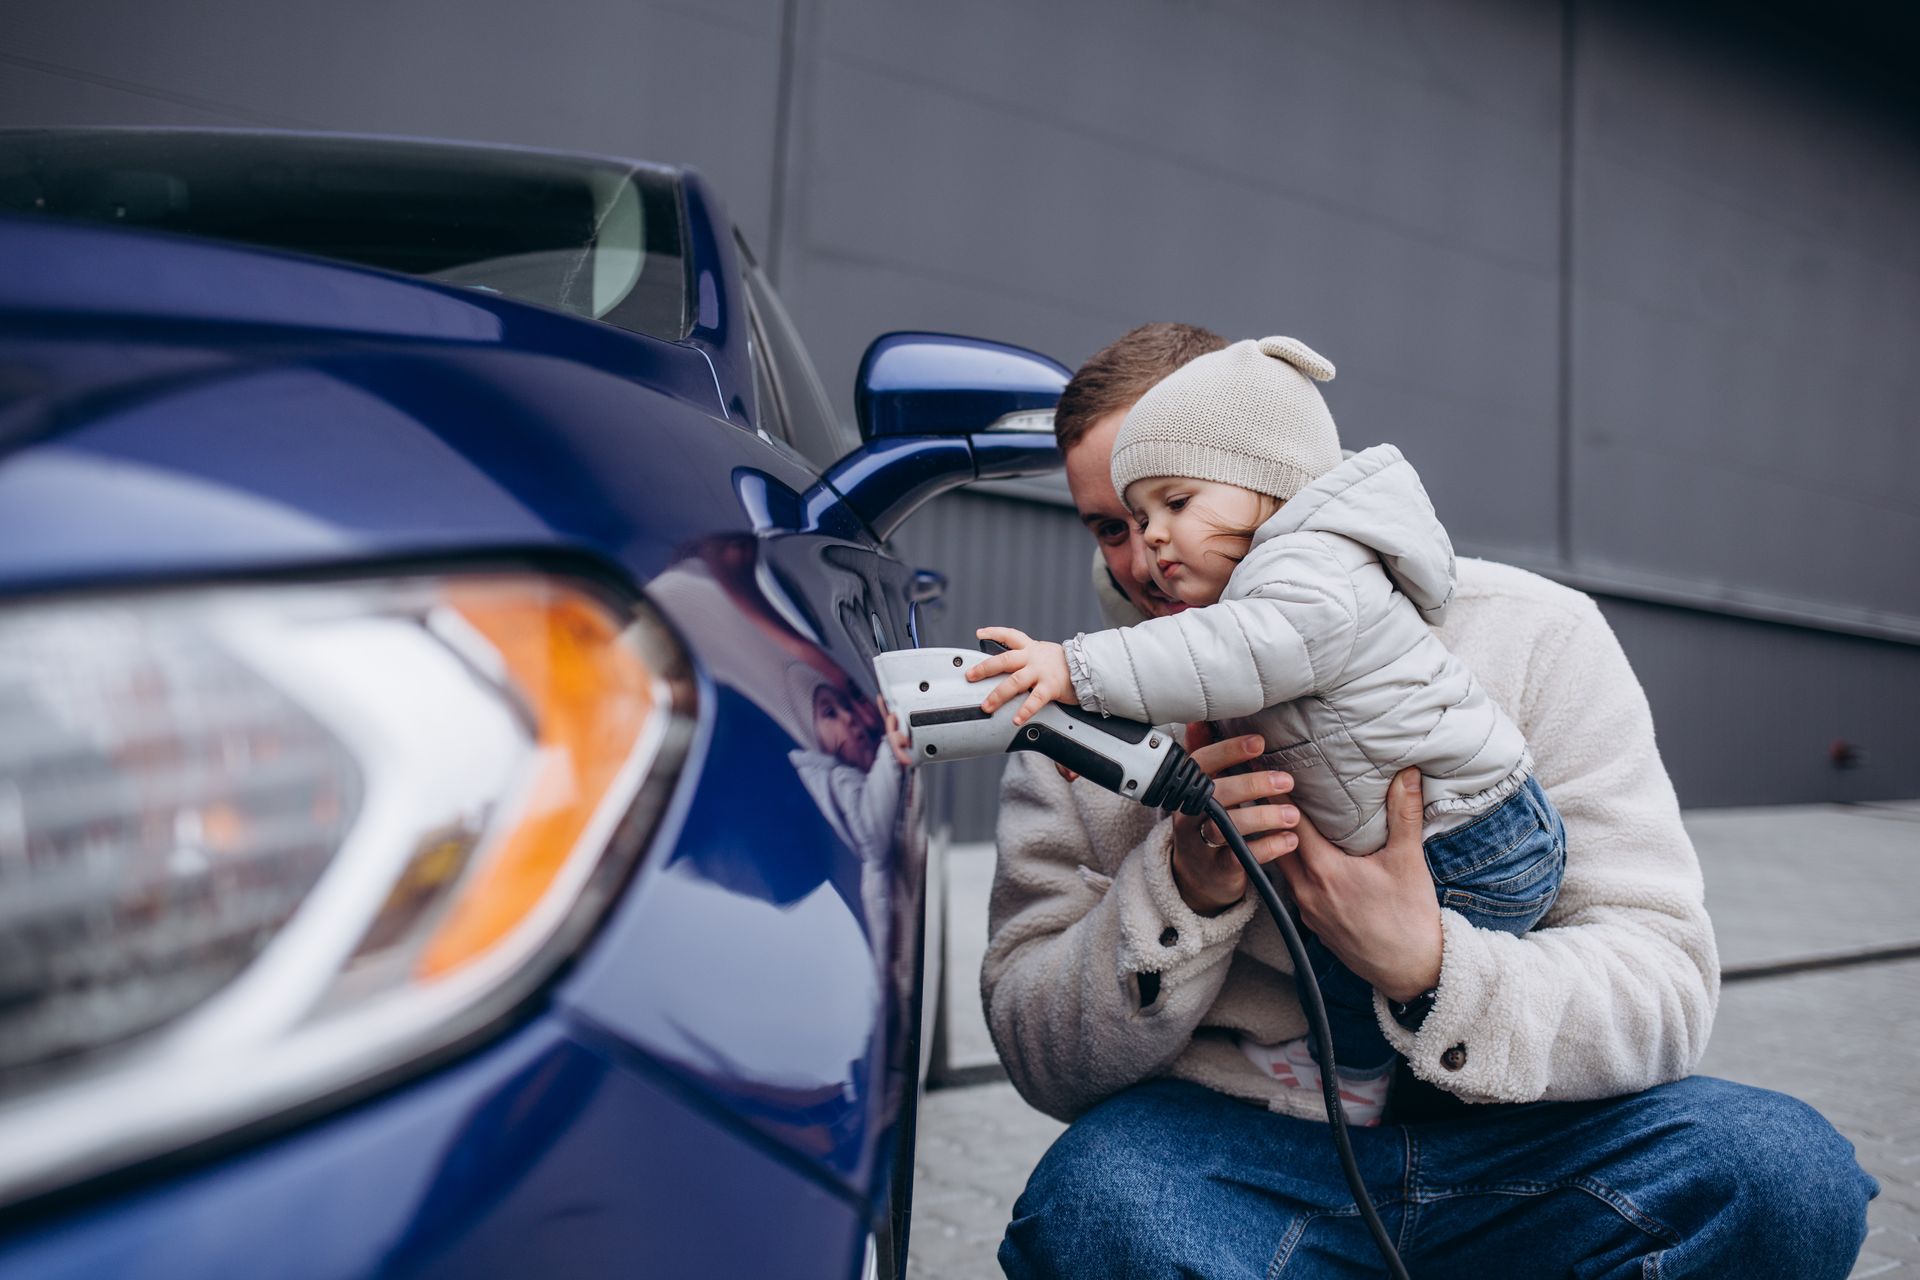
[1111,335,1341,504]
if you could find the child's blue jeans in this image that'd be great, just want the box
[1305,774,1567,1079]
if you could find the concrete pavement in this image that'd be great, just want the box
[908,801,1920,1278]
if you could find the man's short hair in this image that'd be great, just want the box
[1054,323,1230,451]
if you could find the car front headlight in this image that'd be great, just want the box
[0,570,695,1207]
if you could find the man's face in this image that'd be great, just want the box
[1064,409,1186,618]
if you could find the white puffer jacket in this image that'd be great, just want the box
[1068,444,1530,851]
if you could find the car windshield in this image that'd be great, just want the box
[0,130,689,340]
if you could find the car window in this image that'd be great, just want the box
[738,256,858,469]
[0,129,690,341]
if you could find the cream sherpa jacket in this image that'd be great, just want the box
[981,554,1718,1122]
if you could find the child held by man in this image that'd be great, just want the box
[969,336,1567,1123]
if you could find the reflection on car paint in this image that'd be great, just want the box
[565,489,920,1183]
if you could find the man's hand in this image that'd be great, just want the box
[969,627,1078,725]
[1168,724,1301,915]
[1267,768,1442,1003]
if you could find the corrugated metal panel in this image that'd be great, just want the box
[889,491,1103,841]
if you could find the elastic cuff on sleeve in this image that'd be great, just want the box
[1110,821,1256,981]
[1065,634,1106,716]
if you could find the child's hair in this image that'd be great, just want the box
[1197,491,1283,570]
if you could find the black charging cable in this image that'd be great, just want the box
[1150,750,1411,1278]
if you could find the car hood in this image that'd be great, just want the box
[0,217,789,596]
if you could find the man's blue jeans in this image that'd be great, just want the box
[999,1076,1876,1278]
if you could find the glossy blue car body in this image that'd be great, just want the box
[0,136,1064,1278]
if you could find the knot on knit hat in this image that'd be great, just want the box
[1111,335,1343,505]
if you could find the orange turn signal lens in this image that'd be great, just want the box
[416,580,658,980]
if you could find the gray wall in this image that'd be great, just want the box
[1568,4,1920,632]
[6,0,1916,837]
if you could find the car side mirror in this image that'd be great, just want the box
[855,332,1068,440]
[825,332,1068,540]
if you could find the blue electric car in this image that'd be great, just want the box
[0,128,1068,1279]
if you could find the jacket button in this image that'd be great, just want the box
[1159,926,1179,947]
[1440,1043,1468,1072]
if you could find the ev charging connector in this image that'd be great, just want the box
[874,646,1211,810]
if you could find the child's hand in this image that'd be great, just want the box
[968,627,1079,725]
[878,696,913,768]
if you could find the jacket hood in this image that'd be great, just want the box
[1252,444,1456,623]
